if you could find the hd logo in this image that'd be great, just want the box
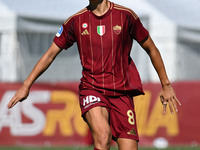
[83,95,101,107]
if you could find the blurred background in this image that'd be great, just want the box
[0,0,200,149]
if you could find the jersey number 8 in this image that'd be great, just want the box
[127,110,135,125]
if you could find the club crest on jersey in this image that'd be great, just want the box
[56,25,63,37]
[113,25,122,35]
[97,25,106,36]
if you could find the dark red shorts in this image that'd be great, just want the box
[79,89,139,141]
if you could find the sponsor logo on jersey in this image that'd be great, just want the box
[113,25,122,35]
[82,23,88,29]
[56,26,63,37]
[83,95,101,109]
[81,29,89,35]
[97,25,106,36]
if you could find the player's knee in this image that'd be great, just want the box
[94,128,112,148]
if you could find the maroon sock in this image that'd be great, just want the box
[94,148,100,150]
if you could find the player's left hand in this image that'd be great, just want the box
[159,84,181,114]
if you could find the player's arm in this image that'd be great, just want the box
[7,42,62,109]
[139,35,181,114]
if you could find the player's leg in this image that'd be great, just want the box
[117,138,138,150]
[109,95,139,150]
[85,106,112,150]
[79,90,112,149]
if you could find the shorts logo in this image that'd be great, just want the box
[97,25,105,36]
[56,26,63,37]
[127,128,137,136]
[83,95,101,108]
[113,25,121,35]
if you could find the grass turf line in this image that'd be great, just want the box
[0,147,200,150]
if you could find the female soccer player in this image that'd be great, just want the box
[8,0,181,149]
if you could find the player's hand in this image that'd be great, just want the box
[7,84,30,109]
[159,84,181,114]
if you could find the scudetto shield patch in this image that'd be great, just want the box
[97,25,106,36]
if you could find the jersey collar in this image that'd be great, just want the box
[87,2,113,19]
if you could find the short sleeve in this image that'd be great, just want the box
[130,18,149,42]
[53,18,76,50]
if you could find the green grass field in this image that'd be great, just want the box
[0,147,199,150]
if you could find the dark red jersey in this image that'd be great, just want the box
[53,2,149,96]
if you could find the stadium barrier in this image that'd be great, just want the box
[0,82,199,146]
